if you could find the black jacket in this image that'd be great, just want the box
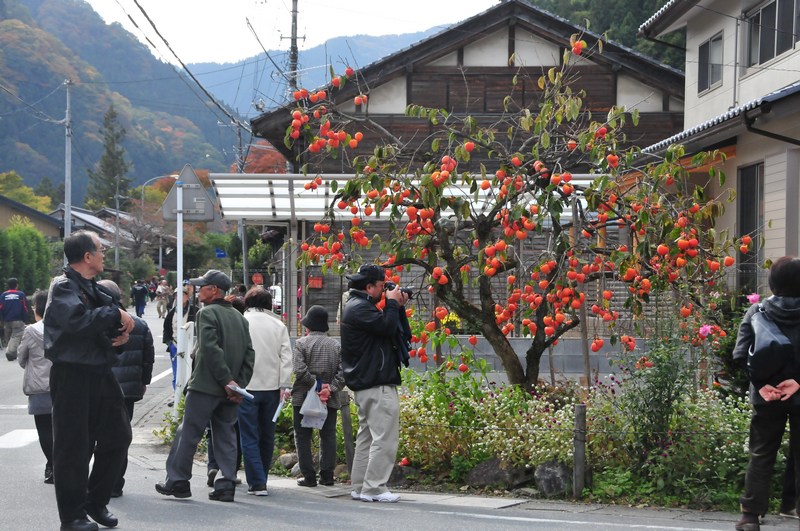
[44,267,122,366]
[733,295,800,405]
[340,290,410,391]
[112,316,155,401]
[162,301,197,346]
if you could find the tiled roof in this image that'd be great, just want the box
[638,0,682,35]
[642,80,800,153]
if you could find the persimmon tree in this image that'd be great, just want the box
[288,36,743,391]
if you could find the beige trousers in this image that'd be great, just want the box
[351,385,400,496]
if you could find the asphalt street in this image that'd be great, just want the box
[0,301,797,530]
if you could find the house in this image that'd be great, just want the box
[230,0,690,361]
[49,205,133,248]
[0,195,62,239]
[251,0,686,173]
[639,0,800,293]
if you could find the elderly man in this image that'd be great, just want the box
[44,230,135,531]
[341,263,411,503]
[156,269,254,503]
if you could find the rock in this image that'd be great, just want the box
[534,460,571,497]
[290,463,302,477]
[334,463,349,480]
[279,452,298,469]
[388,464,420,487]
[465,457,536,489]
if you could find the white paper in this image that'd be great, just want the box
[272,399,285,423]
[227,384,254,400]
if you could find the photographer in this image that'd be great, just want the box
[340,264,411,503]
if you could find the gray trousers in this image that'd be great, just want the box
[4,320,24,359]
[351,385,399,496]
[164,390,239,491]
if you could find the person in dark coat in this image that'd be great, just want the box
[129,279,148,318]
[732,256,800,531]
[44,230,134,531]
[1,276,29,361]
[99,280,155,498]
[340,264,410,503]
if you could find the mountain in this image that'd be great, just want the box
[189,29,441,119]
[0,0,239,204]
[0,0,443,205]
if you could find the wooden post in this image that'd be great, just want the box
[573,403,586,498]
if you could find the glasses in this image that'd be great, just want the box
[91,246,107,255]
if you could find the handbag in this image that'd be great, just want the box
[299,388,328,429]
[748,304,794,381]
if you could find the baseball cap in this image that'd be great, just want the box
[188,269,231,291]
[345,264,386,284]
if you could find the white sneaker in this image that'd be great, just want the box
[360,491,400,503]
[350,490,361,500]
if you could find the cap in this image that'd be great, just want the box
[301,305,329,332]
[345,263,386,284]
[188,269,231,292]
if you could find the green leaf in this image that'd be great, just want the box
[432,138,440,152]
[330,180,338,193]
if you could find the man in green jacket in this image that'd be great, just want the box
[156,270,254,502]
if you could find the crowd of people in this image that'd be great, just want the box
[7,228,414,530]
[10,228,800,530]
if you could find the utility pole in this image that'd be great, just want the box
[114,175,120,269]
[64,79,72,244]
[289,0,299,91]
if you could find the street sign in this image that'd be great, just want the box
[162,164,215,221]
[215,248,227,258]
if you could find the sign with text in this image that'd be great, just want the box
[162,164,215,222]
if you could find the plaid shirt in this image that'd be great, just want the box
[291,332,345,409]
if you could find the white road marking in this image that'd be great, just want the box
[0,405,27,410]
[431,511,720,530]
[0,429,38,448]
[150,368,172,383]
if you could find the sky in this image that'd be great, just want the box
[87,0,500,65]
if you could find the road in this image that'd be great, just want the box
[0,302,795,530]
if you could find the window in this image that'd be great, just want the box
[747,0,799,67]
[737,163,764,294]
[698,33,723,92]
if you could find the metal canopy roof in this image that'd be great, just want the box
[210,172,601,224]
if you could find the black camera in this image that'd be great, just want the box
[384,281,414,299]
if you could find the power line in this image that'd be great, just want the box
[0,81,63,123]
[129,0,251,135]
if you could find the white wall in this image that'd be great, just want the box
[616,74,663,112]
[364,76,407,114]
[514,28,561,67]
[463,28,510,67]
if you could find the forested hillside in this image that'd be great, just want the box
[0,0,238,204]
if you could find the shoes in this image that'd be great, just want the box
[110,489,122,498]
[247,484,269,496]
[779,508,799,519]
[44,464,54,484]
[60,518,98,531]
[319,478,334,486]
[167,399,175,407]
[84,503,118,528]
[360,491,400,503]
[6,353,16,361]
[155,480,192,499]
[234,475,242,485]
[297,478,317,487]
[734,512,760,531]
[350,490,361,500]
[208,488,235,502]
[207,468,218,487]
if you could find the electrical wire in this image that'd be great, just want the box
[0,81,63,122]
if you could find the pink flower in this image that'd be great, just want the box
[698,324,712,338]
[747,293,760,304]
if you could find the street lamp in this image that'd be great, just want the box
[139,174,178,271]
[140,174,179,216]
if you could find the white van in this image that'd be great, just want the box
[268,285,282,314]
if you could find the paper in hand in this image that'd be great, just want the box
[272,399,285,422]
[226,384,254,400]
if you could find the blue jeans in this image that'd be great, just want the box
[168,343,177,390]
[237,389,280,487]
